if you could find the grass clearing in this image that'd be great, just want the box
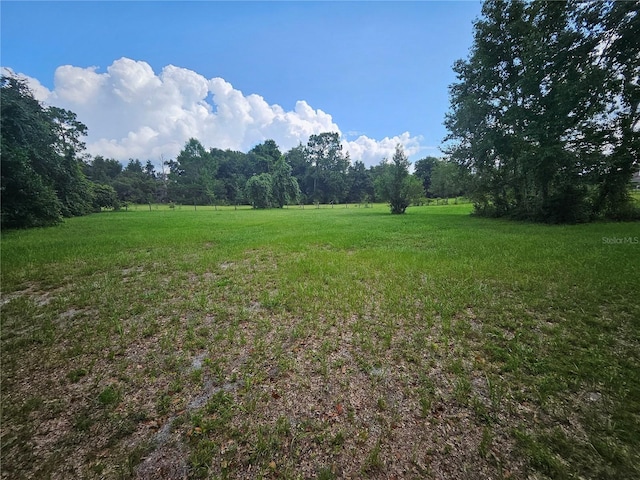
[1,203,639,479]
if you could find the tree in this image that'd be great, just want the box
[167,139,221,205]
[215,148,251,205]
[346,160,374,203]
[1,75,61,227]
[445,0,640,222]
[111,159,158,204]
[371,161,392,203]
[377,145,413,214]
[125,159,144,175]
[144,160,156,178]
[84,155,122,183]
[91,183,120,211]
[304,132,350,203]
[286,144,312,203]
[43,106,93,217]
[245,173,273,208]
[405,175,426,205]
[389,145,412,214]
[248,140,282,175]
[271,156,300,208]
[413,157,439,196]
[578,1,640,218]
[1,74,92,228]
[1,147,62,228]
[429,160,462,201]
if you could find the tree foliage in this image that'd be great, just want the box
[444,0,639,222]
[248,139,282,175]
[91,183,120,211]
[429,160,467,200]
[84,136,380,210]
[346,160,374,203]
[245,173,273,209]
[304,133,350,204]
[413,156,439,195]
[271,156,300,208]
[404,175,426,206]
[376,145,415,214]
[166,138,222,205]
[1,74,92,228]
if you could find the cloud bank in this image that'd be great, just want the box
[8,58,425,166]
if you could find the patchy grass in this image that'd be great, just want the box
[1,203,639,479]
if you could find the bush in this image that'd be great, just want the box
[91,183,120,211]
[245,173,273,209]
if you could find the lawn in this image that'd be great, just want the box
[1,203,639,479]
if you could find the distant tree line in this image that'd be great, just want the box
[83,134,459,212]
[445,0,639,222]
[3,73,463,228]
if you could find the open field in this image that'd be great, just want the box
[1,203,639,479]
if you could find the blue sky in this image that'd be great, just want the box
[1,1,482,165]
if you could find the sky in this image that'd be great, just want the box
[1,1,482,167]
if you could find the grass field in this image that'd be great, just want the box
[1,203,639,479]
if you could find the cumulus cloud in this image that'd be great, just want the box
[1,67,51,102]
[343,132,424,165]
[10,58,425,166]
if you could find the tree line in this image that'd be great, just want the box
[84,135,462,212]
[2,74,463,228]
[445,0,639,222]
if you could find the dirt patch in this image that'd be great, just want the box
[135,444,188,480]
[0,283,60,308]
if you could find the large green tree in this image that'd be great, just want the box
[90,183,120,211]
[304,132,350,204]
[445,0,637,222]
[413,156,439,196]
[112,159,158,204]
[405,175,426,206]
[247,139,282,175]
[167,139,222,205]
[215,148,251,205]
[84,155,123,183]
[429,160,466,201]
[271,156,300,208]
[346,160,374,203]
[579,1,640,217]
[1,74,92,228]
[286,144,312,202]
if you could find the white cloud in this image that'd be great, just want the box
[1,67,51,103]
[54,65,106,104]
[343,132,424,166]
[10,57,425,166]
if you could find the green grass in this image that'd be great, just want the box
[1,203,639,479]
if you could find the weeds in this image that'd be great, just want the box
[97,385,121,407]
